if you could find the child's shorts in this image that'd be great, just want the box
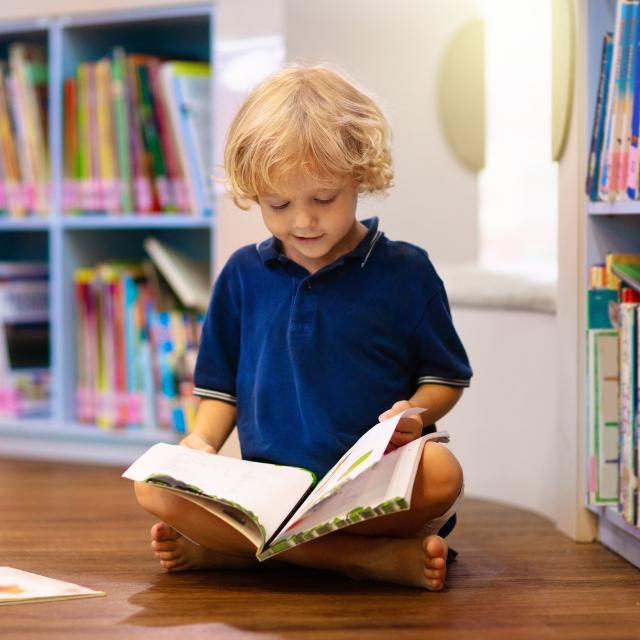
[416,483,465,537]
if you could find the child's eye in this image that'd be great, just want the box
[271,202,289,210]
[315,196,336,205]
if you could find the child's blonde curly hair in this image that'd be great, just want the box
[223,63,394,209]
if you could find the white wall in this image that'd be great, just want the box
[441,307,558,522]
[285,0,479,265]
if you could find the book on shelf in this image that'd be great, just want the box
[0,44,49,218]
[0,567,105,606]
[123,408,445,561]
[143,237,210,312]
[617,293,639,523]
[612,262,640,291]
[159,61,213,216]
[74,248,205,433]
[584,1,640,202]
[587,32,614,201]
[587,329,620,505]
[0,262,50,419]
[606,252,640,289]
[64,50,211,216]
[586,255,640,520]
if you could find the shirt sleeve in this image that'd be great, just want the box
[412,287,472,388]
[192,265,240,405]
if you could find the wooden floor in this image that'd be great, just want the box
[2,458,640,640]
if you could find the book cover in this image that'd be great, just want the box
[612,262,640,292]
[143,237,210,311]
[0,567,104,606]
[588,33,614,201]
[616,2,639,199]
[599,0,629,201]
[587,329,620,504]
[607,253,640,289]
[159,62,212,215]
[618,301,638,524]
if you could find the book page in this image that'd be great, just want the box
[0,567,105,605]
[295,408,427,516]
[122,444,314,544]
[260,436,429,560]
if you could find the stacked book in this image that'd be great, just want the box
[64,49,213,216]
[587,253,640,526]
[0,262,50,418]
[585,0,640,202]
[0,44,49,218]
[74,239,208,434]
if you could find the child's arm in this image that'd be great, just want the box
[180,398,237,453]
[379,384,463,451]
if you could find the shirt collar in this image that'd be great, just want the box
[256,217,383,268]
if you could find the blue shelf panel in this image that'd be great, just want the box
[0,218,50,231]
[588,201,640,215]
[61,214,214,229]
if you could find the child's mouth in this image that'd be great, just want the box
[294,235,324,243]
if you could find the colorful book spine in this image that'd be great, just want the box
[111,47,133,213]
[618,300,638,524]
[588,33,614,201]
[95,58,119,213]
[126,55,154,213]
[600,0,629,201]
[616,2,640,198]
[629,9,640,198]
[136,61,170,211]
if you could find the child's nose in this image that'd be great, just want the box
[294,208,316,229]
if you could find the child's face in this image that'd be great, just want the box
[257,171,363,274]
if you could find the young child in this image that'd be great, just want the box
[134,63,472,591]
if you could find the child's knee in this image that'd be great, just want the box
[421,442,463,505]
[134,481,167,516]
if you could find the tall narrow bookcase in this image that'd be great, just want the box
[0,4,218,464]
[584,0,640,568]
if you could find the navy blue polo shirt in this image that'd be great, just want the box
[193,217,472,478]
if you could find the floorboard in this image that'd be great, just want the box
[1,457,639,639]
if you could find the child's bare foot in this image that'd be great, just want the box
[422,535,448,591]
[338,534,449,590]
[149,522,256,572]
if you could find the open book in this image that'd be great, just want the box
[122,408,448,560]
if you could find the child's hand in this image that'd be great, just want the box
[379,400,424,453]
[179,432,217,454]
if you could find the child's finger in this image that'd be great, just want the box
[389,430,416,446]
[378,400,412,421]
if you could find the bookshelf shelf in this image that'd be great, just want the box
[60,215,213,230]
[588,201,640,215]
[0,219,50,231]
[583,0,640,568]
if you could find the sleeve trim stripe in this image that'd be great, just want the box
[417,377,470,388]
[192,388,238,404]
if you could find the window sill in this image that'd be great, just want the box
[437,263,557,315]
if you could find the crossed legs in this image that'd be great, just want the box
[134,441,463,590]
